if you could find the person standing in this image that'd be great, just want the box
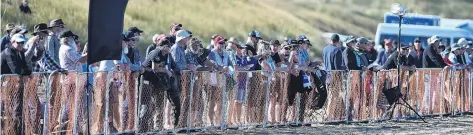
[46,19,66,62]
[1,34,44,75]
[423,35,446,68]
[58,30,87,71]
[146,34,166,57]
[411,38,424,68]
[376,39,395,65]
[1,23,16,51]
[27,23,64,72]
[245,30,260,56]
[322,34,340,70]
[343,36,367,70]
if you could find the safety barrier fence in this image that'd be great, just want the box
[0,69,472,134]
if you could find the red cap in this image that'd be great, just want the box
[213,36,225,44]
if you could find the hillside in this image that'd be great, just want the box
[2,0,473,58]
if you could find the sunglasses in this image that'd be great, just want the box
[401,48,409,50]
[284,47,290,50]
[415,41,421,43]
[16,41,25,44]
[218,41,225,45]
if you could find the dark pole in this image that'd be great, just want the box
[397,15,403,101]
[86,59,91,135]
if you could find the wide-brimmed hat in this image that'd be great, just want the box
[49,19,65,28]
[429,35,441,44]
[32,23,49,35]
[127,27,143,34]
[451,43,463,52]
[5,23,15,32]
[60,30,77,38]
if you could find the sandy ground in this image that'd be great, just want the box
[194,115,473,134]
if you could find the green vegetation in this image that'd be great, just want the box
[2,0,473,58]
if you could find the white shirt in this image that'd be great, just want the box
[59,44,83,72]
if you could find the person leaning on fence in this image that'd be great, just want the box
[0,23,16,51]
[58,30,87,71]
[125,27,143,70]
[98,31,141,72]
[365,40,378,65]
[410,38,425,68]
[457,38,473,65]
[423,35,447,68]
[245,30,260,56]
[185,37,217,70]
[140,37,178,130]
[146,34,166,58]
[373,43,416,71]
[46,19,66,62]
[1,33,43,75]
[376,39,395,65]
[343,36,368,71]
[447,43,472,69]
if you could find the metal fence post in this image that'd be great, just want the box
[440,69,445,117]
[263,73,272,128]
[72,72,80,135]
[104,72,111,134]
[470,70,473,112]
[416,70,420,115]
[345,71,351,123]
[372,72,378,121]
[0,75,3,135]
[135,75,143,131]
[186,72,195,132]
[221,74,228,130]
[43,70,58,135]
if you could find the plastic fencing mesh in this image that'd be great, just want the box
[452,69,471,114]
[23,73,48,135]
[0,75,22,135]
[244,72,269,126]
[73,73,89,134]
[317,71,347,122]
[347,71,368,121]
[373,71,390,120]
[46,72,77,135]
[175,71,192,129]
[90,72,107,134]
[226,72,250,127]
[137,73,166,133]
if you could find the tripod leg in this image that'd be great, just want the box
[389,97,401,120]
[400,97,427,123]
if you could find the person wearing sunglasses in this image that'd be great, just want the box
[423,35,447,68]
[411,38,424,68]
[447,43,472,69]
[373,43,416,71]
[1,33,43,75]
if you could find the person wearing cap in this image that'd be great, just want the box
[342,36,367,70]
[98,31,141,72]
[46,19,66,62]
[168,23,183,44]
[374,43,416,71]
[58,30,87,71]
[269,40,283,66]
[423,35,447,68]
[410,38,424,68]
[27,23,64,73]
[355,37,370,67]
[1,23,16,51]
[140,37,181,130]
[322,34,340,70]
[1,33,44,75]
[448,43,471,69]
[245,30,260,56]
[376,39,395,65]
[365,40,378,65]
[171,29,194,71]
[206,34,219,50]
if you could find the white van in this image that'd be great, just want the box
[375,23,473,49]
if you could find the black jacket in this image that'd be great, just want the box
[342,47,368,70]
[413,48,424,68]
[330,47,346,70]
[1,47,43,75]
[379,51,416,70]
[422,46,446,68]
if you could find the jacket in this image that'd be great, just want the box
[1,46,43,75]
[422,46,446,68]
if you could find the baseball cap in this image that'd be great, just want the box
[429,35,441,44]
[270,40,281,46]
[10,34,27,43]
[451,43,463,52]
[331,34,340,41]
[248,30,261,38]
[356,37,369,44]
[123,31,135,41]
[175,30,191,42]
[169,23,182,29]
[457,38,468,47]
[345,36,356,43]
[414,38,421,42]
[400,43,411,49]
[213,36,225,44]
[127,27,143,34]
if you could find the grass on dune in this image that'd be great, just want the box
[2,0,473,58]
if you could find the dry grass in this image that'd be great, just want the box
[2,0,473,58]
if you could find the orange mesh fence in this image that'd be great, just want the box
[46,72,77,135]
[373,71,391,120]
[429,69,443,115]
[452,69,470,114]
[0,75,22,135]
[23,73,48,135]
[137,73,166,133]
[90,72,107,134]
[347,71,370,121]
[73,73,89,134]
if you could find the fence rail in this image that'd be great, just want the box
[0,69,472,134]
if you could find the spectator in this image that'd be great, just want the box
[171,30,194,71]
[58,30,87,71]
[297,35,312,89]
[1,34,43,75]
[376,39,395,65]
[226,37,240,67]
[46,19,66,62]
[19,0,32,14]
[279,44,290,67]
[448,43,471,69]
[343,36,366,70]
[423,35,447,68]
[374,43,416,71]
[141,36,180,128]
[125,27,143,68]
[269,40,283,67]
[1,23,16,51]
[206,34,219,50]
[457,38,473,65]
[463,40,473,62]
[29,23,63,72]
[410,38,424,68]
[185,37,216,70]
[322,34,340,70]
[356,37,370,67]
[98,32,141,72]
[168,23,182,44]
[245,30,260,56]
[365,40,378,64]
[146,34,166,57]
[329,35,346,70]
